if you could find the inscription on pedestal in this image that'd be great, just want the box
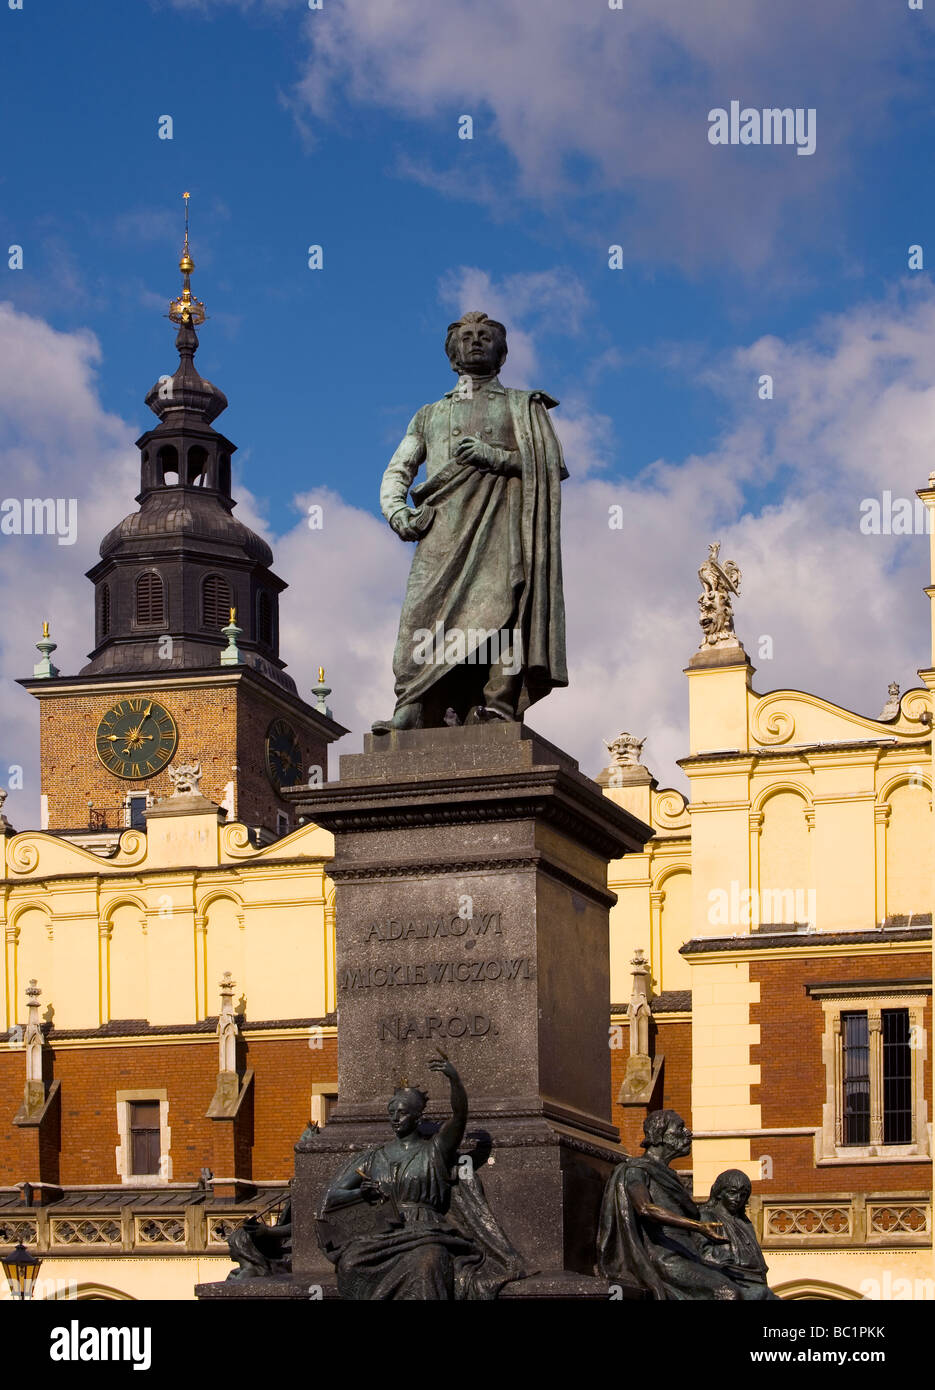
[339,905,535,1043]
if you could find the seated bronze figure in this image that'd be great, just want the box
[318,1055,526,1300]
[597,1109,778,1301]
[699,1169,779,1301]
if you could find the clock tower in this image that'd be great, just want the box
[19,199,346,844]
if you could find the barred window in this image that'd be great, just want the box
[816,989,928,1163]
[882,1008,912,1145]
[840,1007,913,1148]
[842,1011,870,1146]
[135,572,165,627]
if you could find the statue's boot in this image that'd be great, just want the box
[371,701,424,735]
[477,658,522,722]
[465,705,511,724]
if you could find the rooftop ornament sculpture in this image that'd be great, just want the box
[878,681,901,721]
[605,732,646,768]
[167,760,202,797]
[697,542,742,649]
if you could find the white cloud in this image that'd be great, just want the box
[0,302,139,828]
[170,0,920,273]
[4,281,934,825]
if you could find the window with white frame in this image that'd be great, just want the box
[310,1084,337,1129]
[813,984,930,1164]
[116,1089,172,1184]
[125,792,151,830]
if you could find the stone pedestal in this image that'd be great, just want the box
[288,722,651,1286]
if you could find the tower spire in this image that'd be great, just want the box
[168,191,206,327]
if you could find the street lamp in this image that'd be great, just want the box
[1,1242,42,1301]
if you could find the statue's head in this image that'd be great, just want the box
[641,1108,692,1159]
[387,1085,429,1138]
[709,1168,751,1215]
[445,310,508,376]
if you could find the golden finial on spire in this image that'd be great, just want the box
[230,607,237,624]
[169,191,206,327]
[42,620,49,639]
[318,666,325,684]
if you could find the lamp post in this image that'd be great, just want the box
[1,1242,42,1300]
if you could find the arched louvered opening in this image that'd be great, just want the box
[98,583,111,639]
[135,571,166,627]
[157,445,179,486]
[187,445,209,487]
[257,591,274,647]
[202,574,232,631]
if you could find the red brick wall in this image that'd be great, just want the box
[38,687,239,830]
[36,678,330,836]
[749,950,931,1193]
[234,682,330,834]
[611,1017,692,1166]
[0,1032,338,1187]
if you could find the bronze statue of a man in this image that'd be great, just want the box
[373,311,568,732]
[597,1110,777,1301]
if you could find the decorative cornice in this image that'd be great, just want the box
[327,849,617,907]
[297,768,650,862]
[682,926,930,960]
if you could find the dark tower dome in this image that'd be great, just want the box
[144,316,228,427]
[81,209,295,692]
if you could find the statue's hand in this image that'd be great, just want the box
[427,1052,458,1080]
[455,436,511,474]
[389,507,422,542]
[702,1221,729,1243]
[359,1174,393,1202]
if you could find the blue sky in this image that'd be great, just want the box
[2,0,935,818]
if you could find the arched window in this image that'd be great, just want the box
[157,445,179,487]
[257,591,274,646]
[136,572,165,627]
[98,583,111,638]
[202,574,231,631]
[187,445,209,487]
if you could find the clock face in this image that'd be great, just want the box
[95,697,178,780]
[265,718,303,791]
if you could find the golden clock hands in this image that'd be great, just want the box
[120,735,154,754]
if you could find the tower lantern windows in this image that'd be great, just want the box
[187,445,210,488]
[157,445,179,487]
[202,574,232,632]
[257,591,274,648]
[98,584,111,639]
[135,571,166,627]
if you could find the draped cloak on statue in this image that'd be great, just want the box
[388,388,568,718]
[597,1155,745,1301]
[320,1134,527,1301]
